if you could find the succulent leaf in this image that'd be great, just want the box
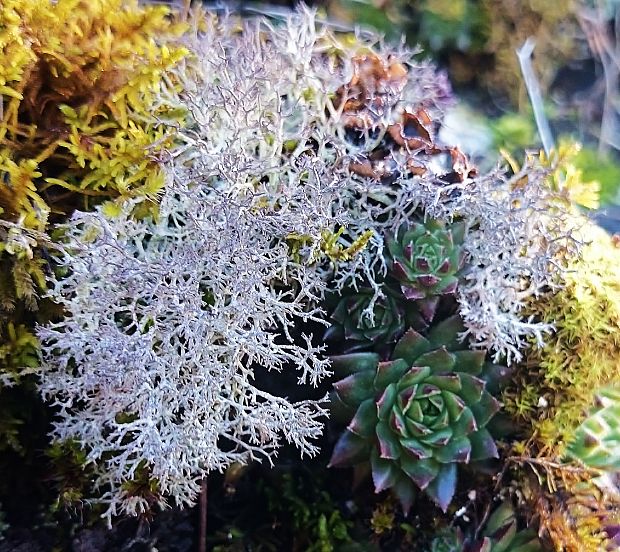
[426,501,543,551]
[393,329,433,365]
[377,421,401,459]
[331,352,380,377]
[329,430,370,467]
[371,448,399,492]
[348,399,377,438]
[392,474,416,516]
[425,463,457,512]
[434,436,472,464]
[482,502,543,552]
[568,387,620,470]
[469,429,499,461]
[428,315,464,350]
[471,393,502,427]
[374,359,410,390]
[334,371,376,407]
[452,350,487,375]
[329,392,356,425]
[415,348,456,373]
[400,455,439,489]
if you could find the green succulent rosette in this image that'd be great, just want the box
[328,315,501,513]
[428,529,464,552]
[324,287,427,353]
[428,501,543,552]
[386,219,466,301]
[568,387,620,470]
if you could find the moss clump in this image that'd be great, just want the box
[505,221,620,455]
[0,0,189,227]
[518,465,614,552]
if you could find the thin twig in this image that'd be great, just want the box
[578,3,620,154]
[506,456,597,475]
[516,38,555,156]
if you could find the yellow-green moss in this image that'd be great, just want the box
[528,477,611,552]
[505,220,620,455]
[0,0,189,232]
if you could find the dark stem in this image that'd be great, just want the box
[199,477,208,552]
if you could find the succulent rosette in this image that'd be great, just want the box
[386,219,466,301]
[324,287,426,353]
[568,387,620,470]
[328,315,501,513]
[428,501,542,552]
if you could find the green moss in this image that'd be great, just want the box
[505,221,620,455]
[0,323,38,374]
[571,145,620,205]
[261,472,354,552]
[491,112,536,153]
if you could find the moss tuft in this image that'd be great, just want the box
[505,220,620,455]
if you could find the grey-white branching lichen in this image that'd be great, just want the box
[38,186,332,519]
[36,6,576,519]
